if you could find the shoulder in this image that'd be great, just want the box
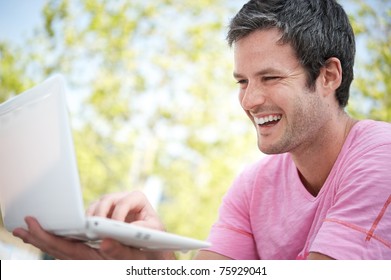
[339,120,391,167]
[347,120,391,150]
[334,120,391,192]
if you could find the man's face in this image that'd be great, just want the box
[233,28,330,155]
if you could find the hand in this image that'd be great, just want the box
[87,191,163,231]
[12,191,175,260]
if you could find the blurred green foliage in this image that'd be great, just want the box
[0,1,255,251]
[347,0,391,121]
[0,0,390,259]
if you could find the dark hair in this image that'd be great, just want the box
[227,0,355,107]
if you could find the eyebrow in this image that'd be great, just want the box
[233,72,244,79]
[233,68,283,79]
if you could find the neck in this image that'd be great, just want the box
[291,113,357,196]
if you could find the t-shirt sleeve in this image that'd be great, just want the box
[310,143,391,259]
[203,165,259,260]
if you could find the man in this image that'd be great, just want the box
[13,0,391,259]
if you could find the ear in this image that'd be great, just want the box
[319,57,342,95]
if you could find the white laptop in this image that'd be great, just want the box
[0,75,211,251]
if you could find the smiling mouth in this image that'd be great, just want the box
[254,114,282,127]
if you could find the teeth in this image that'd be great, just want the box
[254,115,282,125]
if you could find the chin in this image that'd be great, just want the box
[257,142,287,155]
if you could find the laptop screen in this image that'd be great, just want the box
[0,75,86,232]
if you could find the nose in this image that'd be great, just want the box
[239,83,266,111]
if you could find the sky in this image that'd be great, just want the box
[0,0,371,47]
[0,0,376,51]
[0,0,386,117]
[0,0,46,45]
[0,0,241,45]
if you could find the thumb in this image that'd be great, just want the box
[99,239,144,260]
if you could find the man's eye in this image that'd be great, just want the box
[236,79,248,85]
[263,76,280,81]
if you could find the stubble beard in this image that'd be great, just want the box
[256,91,327,155]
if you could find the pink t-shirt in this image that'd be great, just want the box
[205,120,391,259]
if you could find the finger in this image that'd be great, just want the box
[99,239,170,260]
[89,192,128,218]
[14,217,100,260]
[26,216,88,259]
[86,200,99,216]
[92,196,116,218]
[86,199,113,217]
[98,239,142,260]
[13,217,68,259]
[111,191,153,222]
